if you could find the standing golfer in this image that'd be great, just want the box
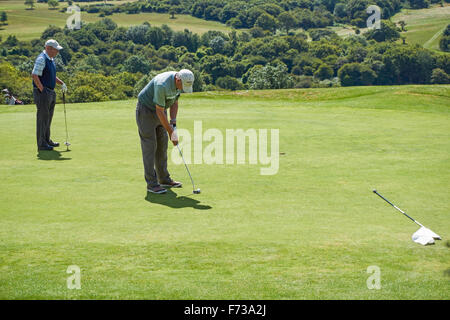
[32,39,67,151]
[136,69,194,194]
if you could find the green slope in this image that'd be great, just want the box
[0,0,230,41]
[392,4,450,50]
[330,4,450,52]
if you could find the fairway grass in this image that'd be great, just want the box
[0,0,230,41]
[0,85,449,299]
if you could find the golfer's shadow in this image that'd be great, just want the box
[145,189,211,210]
[37,150,71,161]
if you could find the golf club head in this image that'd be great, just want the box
[193,188,201,194]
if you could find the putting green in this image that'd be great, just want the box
[0,85,449,299]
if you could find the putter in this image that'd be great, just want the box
[176,144,200,194]
[373,190,441,245]
[62,92,71,151]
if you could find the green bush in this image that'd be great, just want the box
[63,71,138,103]
[247,62,293,89]
[70,85,106,103]
[216,76,244,90]
[123,55,151,74]
[292,75,313,88]
[365,21,401,42]
[408,0,430,9]
[338,63,377,86]
[0,62,33,104]
[430,68,450,84]
[314,64,334,80]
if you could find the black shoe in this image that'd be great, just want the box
[38,144,53,151]
[147,185,167,194]
[48,140,60,147]
[160,180,182,188]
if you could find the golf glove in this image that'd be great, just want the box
[171,127,178,142]
[61,83,67,93]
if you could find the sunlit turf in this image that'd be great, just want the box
[0,85,449,299]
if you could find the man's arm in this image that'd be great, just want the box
[170,100,178,126]
[155,105,177,145]
[31,74,44,92]
[56,77,64,85]
[56,77,67,92]
[31,55,45,92]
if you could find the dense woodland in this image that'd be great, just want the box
[1,0,449,104]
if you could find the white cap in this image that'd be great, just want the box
[178,69,194,93]
[45,39,63,50]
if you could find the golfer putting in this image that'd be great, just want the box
[136,69,194,194]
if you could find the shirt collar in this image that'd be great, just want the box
[43,50,53,61]
[170,72,181,94]
[172,72,182,94]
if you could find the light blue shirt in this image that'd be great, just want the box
[32,50,54,76]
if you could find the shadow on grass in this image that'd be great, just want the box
[145,189,211,210]
[37,150,71,161]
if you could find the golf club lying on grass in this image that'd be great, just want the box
[176,144,200,194]
[373,190,441,245]
[62,92,71,151]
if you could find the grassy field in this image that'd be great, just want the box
[392,4,450,50]
[330,4,450,51]
[0,85,449,299]
[0,0,231,41]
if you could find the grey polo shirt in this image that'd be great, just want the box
[138,71,181,111]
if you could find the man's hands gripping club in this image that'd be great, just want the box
[170,125,178,145]
[155,104,178,146]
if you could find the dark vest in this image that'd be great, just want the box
[33,53,56,90]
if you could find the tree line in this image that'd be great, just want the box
[0,16,449,104]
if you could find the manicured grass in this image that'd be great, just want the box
[0,0,230,41]
[0,85,449,299]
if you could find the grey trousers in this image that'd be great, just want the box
[136,102,171,188]
[33,87,56,148]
